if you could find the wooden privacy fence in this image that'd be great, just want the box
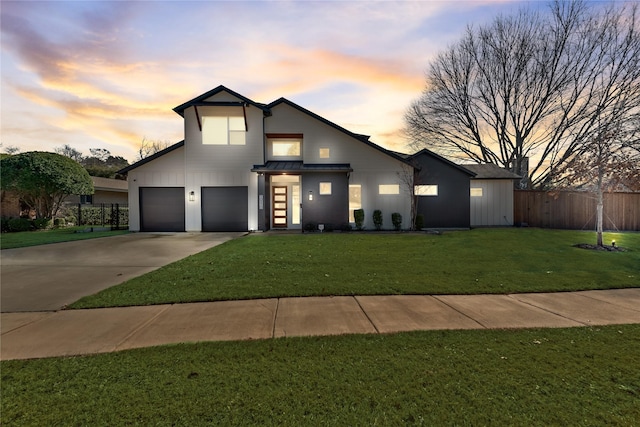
[514,190,640,231]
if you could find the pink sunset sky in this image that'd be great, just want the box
[1,0,530,162]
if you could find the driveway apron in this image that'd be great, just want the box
[0,232,244,312]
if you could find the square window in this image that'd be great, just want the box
[415,185,438,196]
[319,182,332,195]
[379,184,400,195]
[470,188,483,197]
[319,148,330,158]
[202,116,246,145]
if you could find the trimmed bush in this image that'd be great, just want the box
[1,217,10,232]
[354,209,365,230]
[8,218,32,232]
[373,210,383,231]
[392,212,402,231]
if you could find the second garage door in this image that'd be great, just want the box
[201,186,248,231]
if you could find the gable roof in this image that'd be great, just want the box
[267,97,413,167]
[173,85,270,117]
[463,163,521,179]
[406,149,476,176]
[91,176,128,192]
[118,140,185,174]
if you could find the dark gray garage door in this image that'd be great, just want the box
[139,187,185,232]
[201,186,248,231]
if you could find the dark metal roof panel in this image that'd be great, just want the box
[464,163,521,179]
[251,161,353,173]
[173,85,271,116]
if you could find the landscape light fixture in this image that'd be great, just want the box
[189,191,195,202]
[612,240,616,247]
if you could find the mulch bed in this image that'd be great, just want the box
[573,243,626,252]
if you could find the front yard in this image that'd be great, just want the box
[0,227,128,250]
[71,228,640,309]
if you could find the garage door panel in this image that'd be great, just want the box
[140,187,185,232]
[202,187,247,232]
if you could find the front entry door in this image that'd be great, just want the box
[272,186,288,228]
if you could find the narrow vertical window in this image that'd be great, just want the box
[349,185,362,222]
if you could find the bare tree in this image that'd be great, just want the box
[137,137,171,161]
[2,145,20,155]
[54,144,83,162]
[406,0,640,189]
[555,114,640,246]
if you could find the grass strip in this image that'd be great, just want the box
[2,325,639,425]
[71,228,640,308]
[0,227,128,250]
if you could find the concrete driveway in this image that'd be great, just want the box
[1,232,244,312]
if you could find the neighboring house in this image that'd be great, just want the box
[464,164,521,227]
[1,176,129,219]
[120,85,414,232]
[66,176,129,205]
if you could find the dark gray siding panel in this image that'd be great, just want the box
[301,173,349,229]
[413,153,471,228]
[140,187,185,232]
[201,186,248,231]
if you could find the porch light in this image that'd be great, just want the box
[308,191,313,201]
[189,191,195,202]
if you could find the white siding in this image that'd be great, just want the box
[470,179,514,226]
[266,104,411,229]
[127,146,186,231]
[182,93,264,231]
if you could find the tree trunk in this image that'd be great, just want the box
[596,188,604,247]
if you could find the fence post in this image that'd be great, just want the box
[77,203,82,226]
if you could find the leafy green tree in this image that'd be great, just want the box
[1,152,94,219]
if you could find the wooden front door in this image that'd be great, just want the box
[272,186,288,228]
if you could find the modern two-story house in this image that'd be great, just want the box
[120,86,416,232]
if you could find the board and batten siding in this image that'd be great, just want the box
[265,103,411,229]
[470,180,514,227]
[126,146,186,231]
[182,96,265,231]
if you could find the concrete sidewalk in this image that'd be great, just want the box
[2,288,639,361]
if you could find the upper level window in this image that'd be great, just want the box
[272,140,301,157]
[319,148,330,159]
[202,116,246,145]
[266,134,303,160]
[470,188,483,197]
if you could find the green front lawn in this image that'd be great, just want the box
[2,325,639,425]
[71,229,640,309]
[0,227,128,250]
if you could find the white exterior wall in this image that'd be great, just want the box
[127,146,186,231]
[183,96,264,231]
[470,179,514,226]
[266,104,411,229]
